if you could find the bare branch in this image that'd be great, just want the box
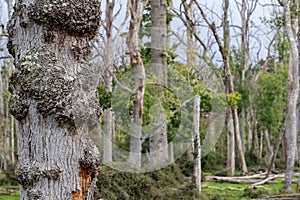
[0,56,12,60]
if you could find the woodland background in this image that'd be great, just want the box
[0,0,300,199]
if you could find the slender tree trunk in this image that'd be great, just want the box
[226,109,235,174]
[3,65,10,170]
[183,0,195,161]
[150,0,168,166]
[193,95,201,193]
[239,0,253,152]
[10,115,15,165]
[5,0,13,18]
[283,0,299,192]
[102,0,115,164]
[264,129,273,166]
[223,0,247,174]
[266,126,284,178]
[297,0,300,188]
[247,108,254,151]
[259,131,263,159]
[8,0,102,199]
[127,0,148,168]
[0,69,4,171]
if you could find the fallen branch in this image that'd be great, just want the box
[202,184,244,191]
[252,175,276,187]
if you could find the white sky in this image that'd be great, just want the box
[0,0,282,67]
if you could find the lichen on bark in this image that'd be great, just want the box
[28,0,101,38]
[8,0,102,198]
[9,50,74,123]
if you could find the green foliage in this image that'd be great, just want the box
[96,85,112,110]
[274,33,289,63]
[202,152,227,173]
[96,164,198,200]
[254,66,288,131]
[0,165,18,186]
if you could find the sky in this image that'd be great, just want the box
[0,0,282,68]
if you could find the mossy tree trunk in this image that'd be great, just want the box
[7,0,102,199]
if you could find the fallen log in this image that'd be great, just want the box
[205,176,277,184]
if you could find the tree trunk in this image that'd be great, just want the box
[223,0,247,174]
[183,0,195,161]
[127,0,148,168]
[8,0,102,199]
[283,0,299,192]
[264,129,273,167]
[239,0,252,152]
[102,0,115,164]
[150,0,168,166]
[259,131,263,159]
[247,109,254,151]
[0,67,4,170]
[226,109,235,174]
[193,95,201,193]
[2,65,10,170]
[5,0,13,18]
[10,115,15,165]
[195,0,247,174]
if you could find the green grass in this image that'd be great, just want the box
[0,194,19,200]
[201,178,299,200]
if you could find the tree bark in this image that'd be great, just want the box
[150,0,168,166]
[283,0,299,192]
[183,0,196,161]
[127,0,148,168]
[193,95,201,193]
[226,109,235,174]
[8,0,102,199]
[102,0,115,164]
[264,129,273,167]
[0,66,4,170]
[5,0,13,18]
[223,0,247,174]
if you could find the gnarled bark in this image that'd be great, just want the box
[8,0,102,199]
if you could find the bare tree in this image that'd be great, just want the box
[235,0,258,151]
[194,0,247,174]
[282,0,299,192]
[8,0,102,199]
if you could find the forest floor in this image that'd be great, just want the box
[1,165,300,199]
